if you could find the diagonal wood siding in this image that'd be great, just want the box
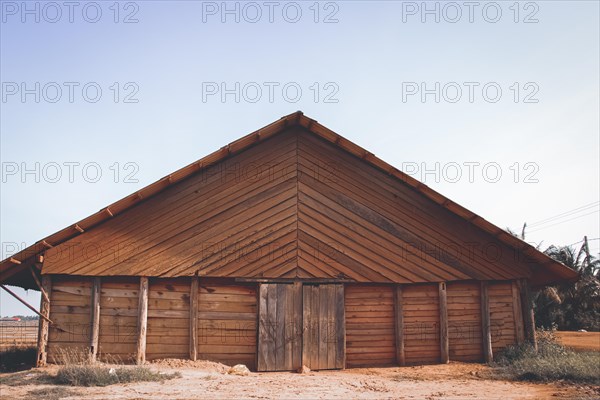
[43,132,299,279]
[42,127,536,283]
[296,131,533,283]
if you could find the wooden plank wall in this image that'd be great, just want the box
[302,284,345,370]
[296,131,532,284]
[43,275,524,367]
[345,285,395,367]
[146,278,190,360]
[44,132,299,279]
[258,283,302,371]
[198,282,258,368]
[47,276,92,363]
[402,284,440,364]
[489,282,518,352]
[98,277,138,362]
[447,282,483,362]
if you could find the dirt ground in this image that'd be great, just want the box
[1,361,598,400]
[555,331,600,352]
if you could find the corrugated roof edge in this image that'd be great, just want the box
[1,111,578,289]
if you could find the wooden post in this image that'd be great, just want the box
[511,281,525,343]
[89,277,101,362]
[36,275,52,367]
[480,281,493,363]
[189,276,199,361]
[394,285,405,366]
[335,283,346,370]
[258,283,269,371]
[136,277,149,365]
[517,279,537,350]
[439,282,449,364]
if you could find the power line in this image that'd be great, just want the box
[528,210,600,233]
[566,237,600,247]
[528,201,600,228]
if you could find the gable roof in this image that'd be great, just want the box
[1,111,578,289]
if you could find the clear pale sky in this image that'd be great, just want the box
[1,1,599,316]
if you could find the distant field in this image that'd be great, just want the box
[555,331,600,352]
[0,321,38,349]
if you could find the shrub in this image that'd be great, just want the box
[493,329,600,384]
[55,365,181,387]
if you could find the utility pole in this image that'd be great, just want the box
[583,236,591,267]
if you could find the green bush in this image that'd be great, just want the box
[493,330,600,384]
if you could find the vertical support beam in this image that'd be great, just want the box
[511,281,525,343]
[136,277,149,365]
[89,277,101,362]
[257,283,269,371]
[438,282,449,364]
[517,278,537,350]
[335,283,346,370]
[394,285,405,366]
[36,275,52,367]
[480,281,493,363]
[189,276,199,361]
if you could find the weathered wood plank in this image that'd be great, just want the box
[36,275,52,367]
[257,284,269,371]
[292,282,303,370]
[318,285,328,370]
[275,283,286,371]
[439,282,449,364]
[89,277,101,362]
[480,282,493,363]
[335,284,346,369]
[394,285,405,366]
[189,276,199,361]
[136,277,149,365]
[267,284,277,370]
[511,281,525,344]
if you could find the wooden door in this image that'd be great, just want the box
[302,284,345,370]
[257,283,302,371]
[257,283,345,371]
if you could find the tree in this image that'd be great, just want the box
[534,244,600,331]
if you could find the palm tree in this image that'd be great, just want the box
[535,245,600,331]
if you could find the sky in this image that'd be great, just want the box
[1,0,599,316]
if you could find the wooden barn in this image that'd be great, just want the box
[0,112,577,371]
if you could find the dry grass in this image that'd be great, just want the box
[26,387,80,400]
[50,349,180,387]
[492,330,600,384]
[1,348,180,389]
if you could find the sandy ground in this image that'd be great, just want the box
[2,361,598,400]
[555,331,600,352]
